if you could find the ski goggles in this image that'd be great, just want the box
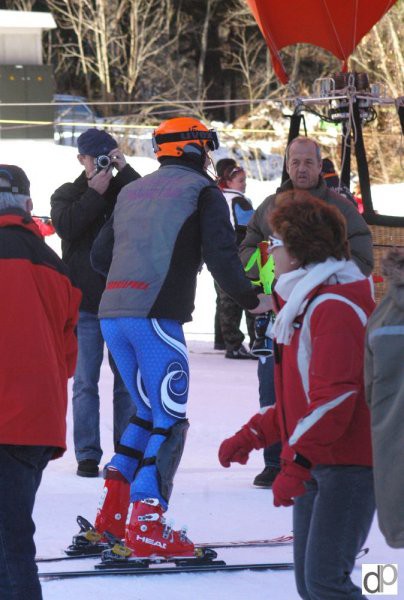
[152,129,219,153]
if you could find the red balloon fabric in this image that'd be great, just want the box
[246,0,397,83]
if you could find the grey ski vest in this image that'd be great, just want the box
[99,164,210,319]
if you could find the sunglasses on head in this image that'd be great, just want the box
[268,235,284,249]
[228,166,244,178]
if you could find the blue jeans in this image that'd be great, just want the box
[293,465,375,599]
[258,355,281,468]
[0,445,54,600]
[73,311,134,464]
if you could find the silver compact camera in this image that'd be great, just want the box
[94,154,114,172]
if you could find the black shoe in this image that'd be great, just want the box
[77,459,99,478]
[225,345,252,359]
[253,466,281,488]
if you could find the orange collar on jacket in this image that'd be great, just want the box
[0,211,43,239]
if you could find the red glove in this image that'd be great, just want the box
[218,425,262,468]
[272,444,312,507]
[272,463,311,506]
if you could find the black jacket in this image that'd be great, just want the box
[51,164,140,313]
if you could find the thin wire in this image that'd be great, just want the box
[0,94,397,109]
[339,114,352,192]
[397,97,404,171]
[0,99,275,107]
[352,0,359,60]
[321,0,347,62]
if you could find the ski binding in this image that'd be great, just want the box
[65,515,109,556]
[97,531,219,569]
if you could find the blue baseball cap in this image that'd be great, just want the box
[77,128,117,157]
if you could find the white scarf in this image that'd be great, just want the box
[272,258,365,345]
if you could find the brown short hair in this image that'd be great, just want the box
[269,190,350,266]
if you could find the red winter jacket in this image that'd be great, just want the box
[249,277,375,467]
[0,209,81,457]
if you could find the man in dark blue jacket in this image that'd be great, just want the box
[51,129,140,477]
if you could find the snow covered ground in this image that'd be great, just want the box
[0,139,403,598]
[35,339,404,600]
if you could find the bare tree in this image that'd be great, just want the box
[347,2,404,183]
[45,0,187,106]
[350,2,404,97]
[195,0,222,113]
[45,0,95,97]
[220,0,282,112]
[5,0,37,10]
[116,0,185,99]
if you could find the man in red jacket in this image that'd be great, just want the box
[0,165,81,599]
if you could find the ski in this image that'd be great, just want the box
[38,560,294,580]
[198,534,293,549]
[36,534,293,563]
[37,516,293,564]
[36,553,102,563]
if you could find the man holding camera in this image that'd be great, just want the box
[51,128,140,477]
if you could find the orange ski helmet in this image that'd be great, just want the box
[152,117,219,159]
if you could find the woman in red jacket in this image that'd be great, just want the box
[219,191,375,600]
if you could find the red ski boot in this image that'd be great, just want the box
[124,498,195,558]
[94,468,130,540]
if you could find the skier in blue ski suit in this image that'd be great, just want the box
[88,117,271,558]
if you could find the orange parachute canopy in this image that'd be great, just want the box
[246,0,398,83]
